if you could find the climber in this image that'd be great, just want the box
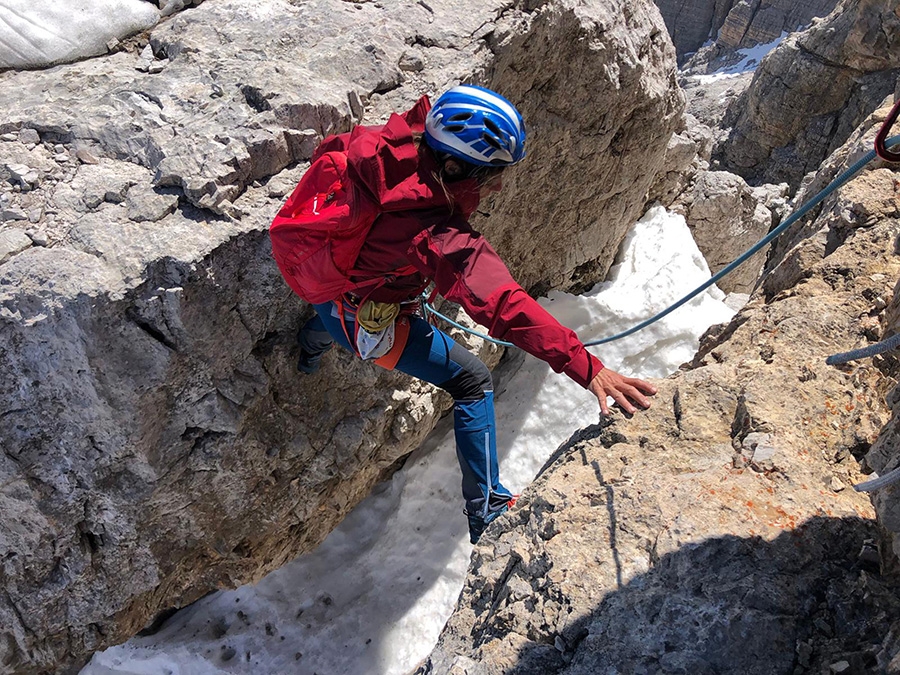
[283,85,657,544]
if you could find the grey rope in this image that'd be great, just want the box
[853,466,900,493]
[826,332,900,365]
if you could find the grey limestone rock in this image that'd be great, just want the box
[0,227,32,262]
[159,0,206,17]
[125,185,179,222]
[69,160,150,211]
[761,100,900,296]
[17,128,39,146]
[670,170,787,293]
[1,206,27,222]
[646,113,714,208]
[6,163,41,190]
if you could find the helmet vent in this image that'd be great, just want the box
[444,124,466,133]
[482,134,503,150]
[483,117,502,136]
[448,112,473,122]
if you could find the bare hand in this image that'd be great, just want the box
[588,368,657,416]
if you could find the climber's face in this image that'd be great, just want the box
[479,170,503,196]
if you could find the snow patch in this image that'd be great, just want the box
[0,0,160,70]
[693,31,789,84]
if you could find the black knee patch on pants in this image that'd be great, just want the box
[439,343,493,401]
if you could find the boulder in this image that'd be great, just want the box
[0,227,32,262]
[646,112,714,208]
[0,0,682,671]
[669,170,788,293]
[425,97,900,675]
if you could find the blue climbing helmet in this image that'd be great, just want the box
[424,85,526,167]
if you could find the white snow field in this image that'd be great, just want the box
[692,31,790,83]
[0,0,160,70]
[82,205,737,675]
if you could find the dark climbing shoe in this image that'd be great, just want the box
[466,506,507,545]
[466,495,518,545]
[297,349,324,374]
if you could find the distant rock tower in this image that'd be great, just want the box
[653,0,841,64]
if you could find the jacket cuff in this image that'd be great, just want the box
[563,349,605,389]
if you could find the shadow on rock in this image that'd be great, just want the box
[433,517,900,674]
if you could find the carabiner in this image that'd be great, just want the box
[874,97,900,162]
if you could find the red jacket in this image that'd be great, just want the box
[316,96,604,388]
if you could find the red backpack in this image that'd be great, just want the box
[270,151,381,304]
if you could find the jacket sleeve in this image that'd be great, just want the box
[406,216,604,388]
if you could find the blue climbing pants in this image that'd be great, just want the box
[302,303,513,519]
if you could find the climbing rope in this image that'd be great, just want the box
[852,467,900,493]
[424,133,900,350]
[826,333,900,366]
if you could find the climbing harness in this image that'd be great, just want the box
[336,295,414,369]
[424,133,900,350]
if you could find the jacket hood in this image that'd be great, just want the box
[345,96,482,217]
